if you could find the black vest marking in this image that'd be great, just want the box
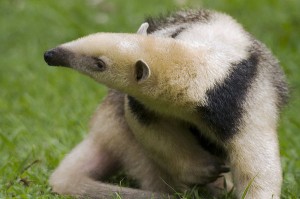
[189,125,227,158]
[127,96,157,125]
[197,52,259,140]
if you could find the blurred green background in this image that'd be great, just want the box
[0,0,299,198]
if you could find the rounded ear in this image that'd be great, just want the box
[137,22,149,35]
[135,60,151,82]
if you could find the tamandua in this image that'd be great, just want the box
[44,9,288,199]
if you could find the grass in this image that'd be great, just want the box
[0,0,299,198]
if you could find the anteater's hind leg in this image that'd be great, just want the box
[49,91,169,199]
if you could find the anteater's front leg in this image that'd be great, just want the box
[227,126,282,199]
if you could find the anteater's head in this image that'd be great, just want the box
[44,33,154,89]
[44,32,207,110]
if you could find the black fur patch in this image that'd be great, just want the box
[146,9,211,34]
[189,125,227,158]
[171,27,186,38]
[127,96,157,125]
[197,52,259,140]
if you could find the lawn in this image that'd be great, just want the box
[0,0,299,198]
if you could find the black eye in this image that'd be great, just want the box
[94,57,106,71]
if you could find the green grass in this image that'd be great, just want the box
[0,0,299,198]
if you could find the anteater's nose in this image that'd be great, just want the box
[44,48,71,67]
[44,49,58,66]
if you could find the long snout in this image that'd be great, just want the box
[44,47,73,67]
